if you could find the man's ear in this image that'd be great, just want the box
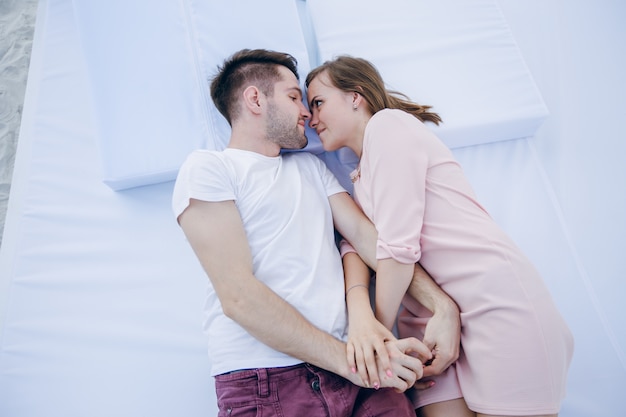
[242,86,263,115]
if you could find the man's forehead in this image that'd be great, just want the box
[276,69,303,93]
[277,66,299,84]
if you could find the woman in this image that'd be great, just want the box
[305,56,574,417]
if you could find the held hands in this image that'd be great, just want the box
[381,337,432,392]
[347,313,432,392]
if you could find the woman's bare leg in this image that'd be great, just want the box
[418,400,558,417]
[478,414,557,417]
[417,398,475,417]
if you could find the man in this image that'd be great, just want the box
[173,49,459,416]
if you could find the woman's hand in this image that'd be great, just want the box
[346,307,395,389]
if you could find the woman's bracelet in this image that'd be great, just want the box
[345,283,369,298]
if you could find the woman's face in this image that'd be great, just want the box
[307,72,358,152]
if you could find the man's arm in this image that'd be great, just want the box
[179,198,422,390]
[405,264,460,377]
[180,199,348,375]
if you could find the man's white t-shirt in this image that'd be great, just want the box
[173,148,348,375]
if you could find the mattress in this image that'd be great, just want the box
[0,0,624,416]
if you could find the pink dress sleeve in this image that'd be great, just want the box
[363,110,429,264]
[339,238,357,257]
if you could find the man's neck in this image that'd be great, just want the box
[228,129,281,157]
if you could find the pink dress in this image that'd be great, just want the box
[351,109,573,414]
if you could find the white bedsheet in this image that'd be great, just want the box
[0,0,624,416]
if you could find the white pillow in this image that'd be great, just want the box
[73,0,312,190]
[307,0,549,149]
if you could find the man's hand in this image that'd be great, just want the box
[421,300,461,379]
[404,263,461,385]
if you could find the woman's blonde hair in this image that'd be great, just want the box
[306,55,441,125]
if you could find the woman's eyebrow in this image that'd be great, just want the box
[308,95,319,108]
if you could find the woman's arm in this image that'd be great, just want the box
[374,258,414,330]
[343,251,395,389]
[377,258,461,378]
[330,192,459,378]
[365,114,461,377]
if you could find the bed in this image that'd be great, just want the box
[1,0,624,416]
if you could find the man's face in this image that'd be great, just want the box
[266,66,311,150]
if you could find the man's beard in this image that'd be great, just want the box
[266,102,308,150]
